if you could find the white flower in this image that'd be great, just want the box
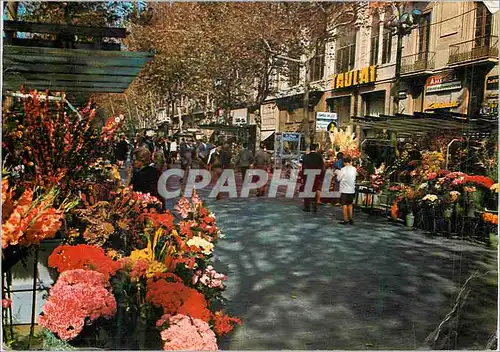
[186,236,214,255]
[419,183,428,190]
[422,194,438,202]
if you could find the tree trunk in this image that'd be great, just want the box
[303,59,311,151]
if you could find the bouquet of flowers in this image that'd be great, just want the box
[39,194,241,350]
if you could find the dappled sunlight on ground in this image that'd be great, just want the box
[165,186,497,349]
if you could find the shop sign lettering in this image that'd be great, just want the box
[331,66,376,90]
[426,80,462,93]
[426,101,460,110]
[486,75,499,91]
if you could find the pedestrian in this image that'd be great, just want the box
[211,145,224,200]
[169,138,178,165]
[332,152,344,205]
[154,137,166,172]
[252,144,271,196]
[114,135,129,169]
[220,143,232,170]
[180,139,192,171]
[161,137,171,168]
[142,130,155,155]
[300,143,324,213]
[238,143,254,182]
[335,155,357,225]
[127,147,161,200]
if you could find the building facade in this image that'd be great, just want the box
[262,1,499,143]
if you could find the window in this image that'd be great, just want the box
[417,13,431,59]
[370,13,380,66]
[336,43,356,73]
[310,43,325,82]
[475,3,492,47]
[381,30,392,64]
[363,91,385,117]
[328,96,351,126]
[412,86,424,113]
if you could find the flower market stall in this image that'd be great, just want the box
[2,92,241,350]
[352,112,498,243]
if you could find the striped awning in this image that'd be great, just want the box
[353,113,497,135]
[3,45,153,94]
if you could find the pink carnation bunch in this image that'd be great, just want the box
[135,191,161,206]
[160,314,218,350]
[38,269,117,341]
[192,265,226,289]
[175,197,191,219]
[192,192,203,208]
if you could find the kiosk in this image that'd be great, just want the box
[274,132,302,169]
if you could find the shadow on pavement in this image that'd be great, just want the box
[199,196,498,350]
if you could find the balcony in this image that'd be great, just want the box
[401,51,436,77]
[448,36,498,66]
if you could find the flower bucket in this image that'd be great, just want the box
[443,207,453,219]
[405,212,414,228]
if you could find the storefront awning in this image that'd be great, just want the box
[261,130,275,141]
[353,113,497,136]
[3,45,153,94]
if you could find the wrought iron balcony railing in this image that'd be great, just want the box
[449,36,499,65]
[401,51,436,75]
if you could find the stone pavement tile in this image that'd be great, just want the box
[194,197,498,350]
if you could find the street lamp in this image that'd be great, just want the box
[385,5,423,115]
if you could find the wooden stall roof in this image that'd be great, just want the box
[3,45,153,93]
[3,20,153,95]
[352,113,497,136]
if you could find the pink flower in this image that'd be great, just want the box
[175,197,191,219]
[38,269,116,341]
[2,299,12,308]
[160,314,218,350]
[193,266,226,289]
[192,193,203,208]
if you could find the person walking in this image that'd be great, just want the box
[335,155,357,225]
[252,144,271,196]
[180,139,192,171]
[237,143,254,182]
[169,138,178,165]
[127,147,161,200]
[114,135,130,169]
[300,143,324,212]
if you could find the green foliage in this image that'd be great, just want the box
[20,1,129,26]
[41,329,74,351]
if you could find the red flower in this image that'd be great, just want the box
[426,172,437,180]
[146,211,175,230]
[464,175,495,189]
[212,311,242,336]
[179,221,194,238]
[129,259,149,280]
[146,280,212,322]
[2,299,12,308]
[48,244,120,279]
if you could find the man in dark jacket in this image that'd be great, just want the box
[114,135,130,168]
[300,143,324,212]
[238,143,254,181]
[128,147,161,200]
[252,145,271,196]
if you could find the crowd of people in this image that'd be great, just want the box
[109,132,357,224]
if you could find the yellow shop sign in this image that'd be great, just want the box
[331,66,376,90]
[426,101,460,110]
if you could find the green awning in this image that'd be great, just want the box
[3,45,153,93]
